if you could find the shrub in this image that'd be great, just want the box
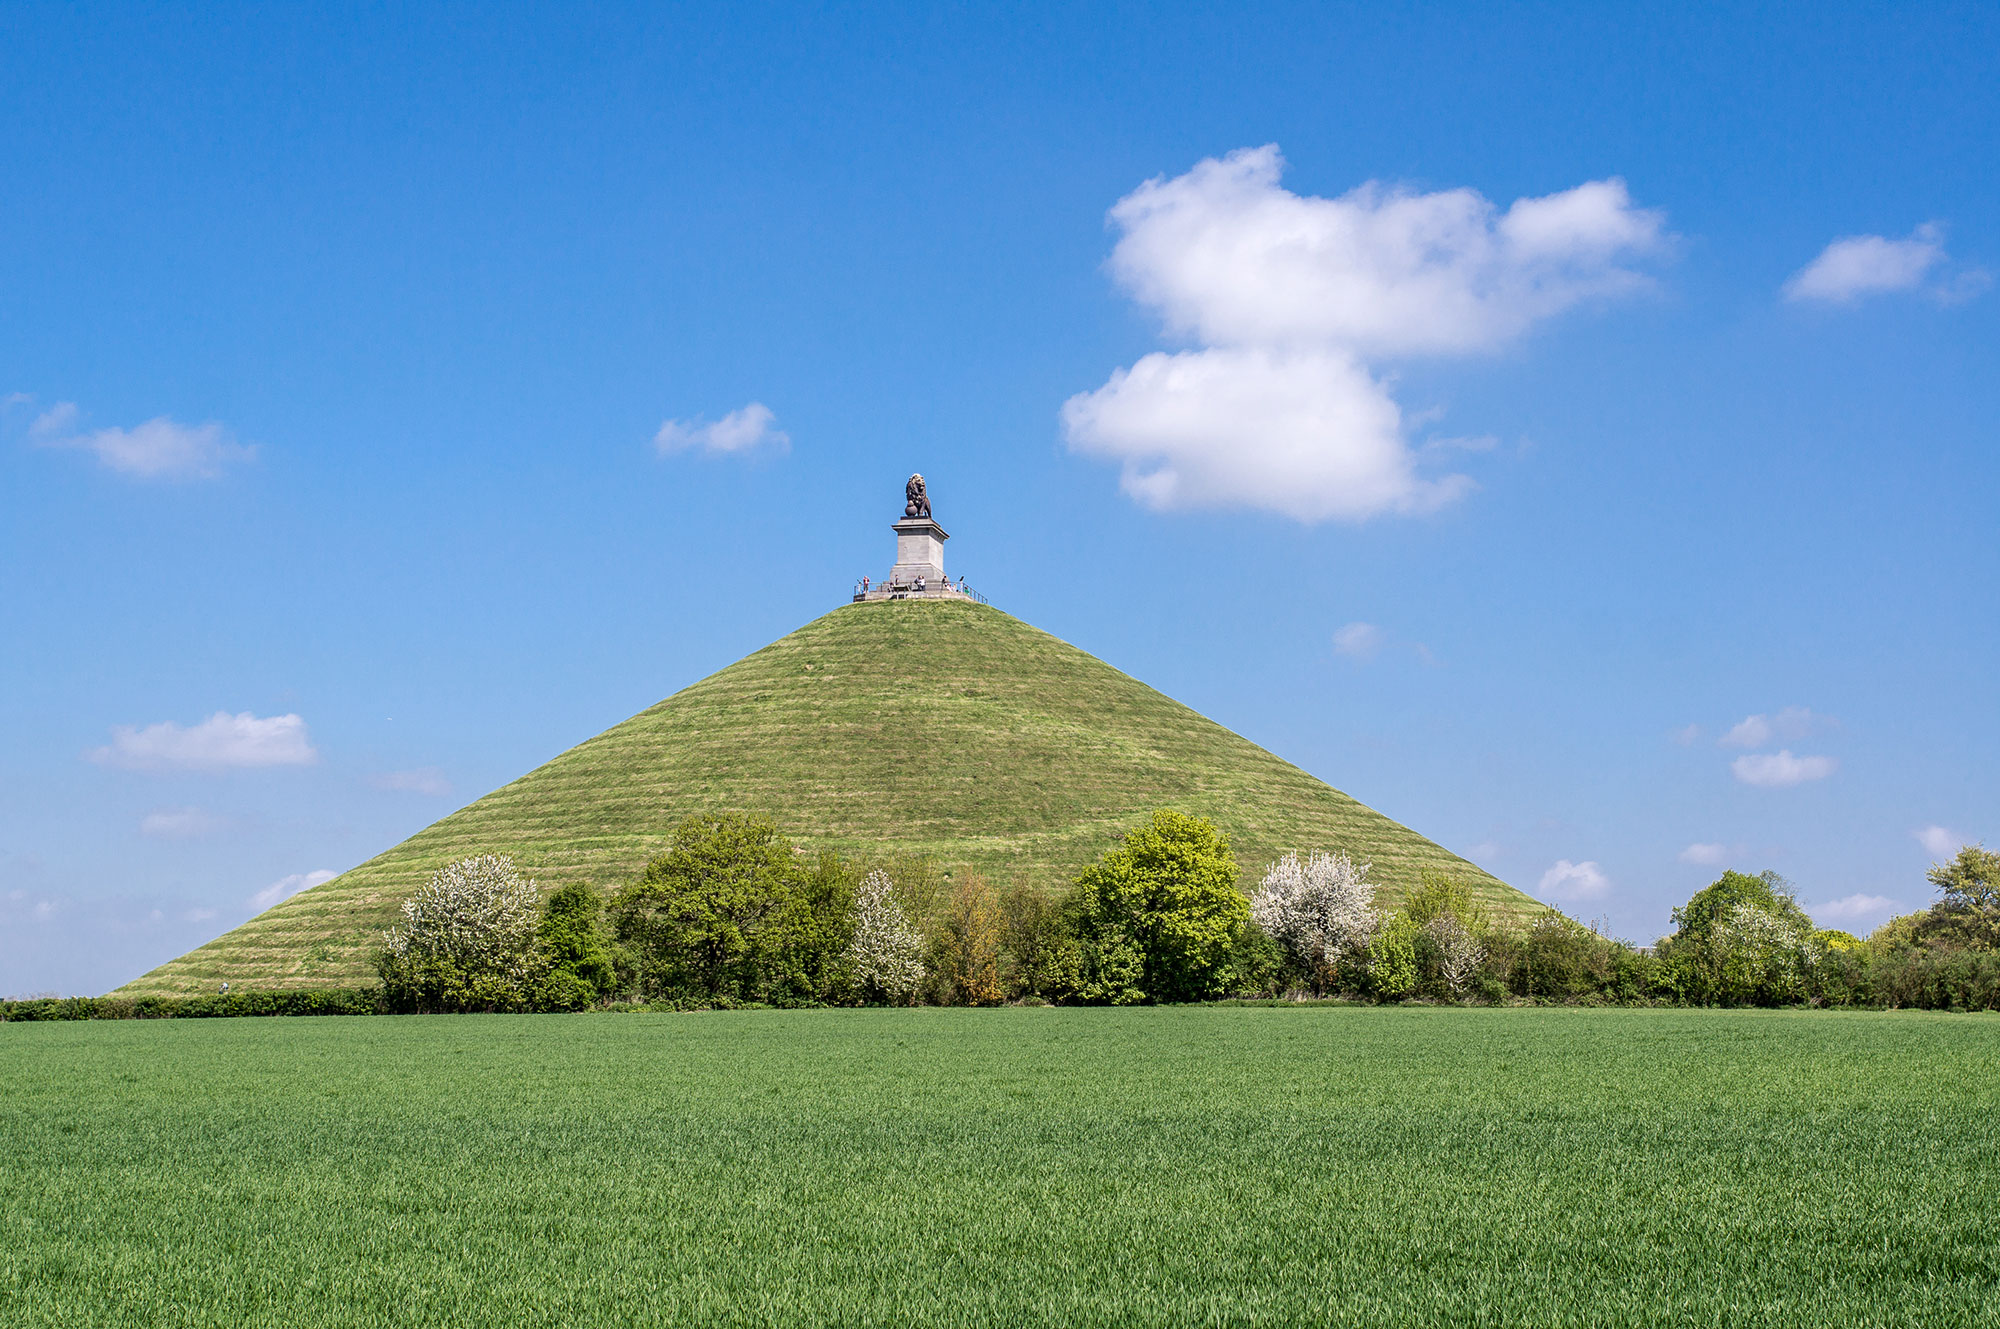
[1512,913,1616,1000]
[378,855,542,1012]
[1250,851,1377,992]
[848,870,926,1003]
[1071,809,1248,1003]
[1363,914,1419,999]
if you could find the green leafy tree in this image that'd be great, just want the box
[1661,871,1822,1004]
[611,813,842,1004]
[1070,809,1248,1003]
[534,883,617,1010]
[1930,844,2000,911]
[1916,845,2000,950]
[1670,870,1815,942]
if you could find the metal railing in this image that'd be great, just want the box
[852,581,989,605]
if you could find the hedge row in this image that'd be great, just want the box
[0,989,385,1021]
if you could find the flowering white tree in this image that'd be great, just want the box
[1711,900,1822,1003]
[1424,913,1485,999]
[379,854,542,1007]
[1251,851,1378,983]
[847,870,926,1003]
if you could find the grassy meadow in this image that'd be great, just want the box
[4,1007,1996,1327]
[125,599,1531,995]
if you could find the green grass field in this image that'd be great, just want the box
[6,1007,1995,1327]
[124,599,1534,995]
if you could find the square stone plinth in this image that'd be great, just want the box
[890,517,948,583]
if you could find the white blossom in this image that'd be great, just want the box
[1252,851,1378,971]
[847,870,926,1002]
[1425,913,1485,998]
[381,854,541,981]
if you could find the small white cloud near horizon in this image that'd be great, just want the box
[1062,145,1668,523]
[1914,825,1964,860]
[1679,842,1731,866]
[1332,621,1384,660]
[654,402,789,456]
[249,869,337,912]
[1809,893,1900,927]
[1538,859,1610,902]
[139,807,229,839]
[89,712,317,772]
[1783,223,1987,305]
[1719,706,1827,749]
[1731,750,1837,788]
[30,401,254,480]
[369,767,453,796]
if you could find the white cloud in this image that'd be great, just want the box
[1538,859,1610,902]
[1679,843,1730,866]
[31,402,254,479]
[1783,224,1953,304]
[1332,621,1385,660]
[248,869,337,912]
[1064,347,1472,521]
[654,402,788,456]
[1730,750,1837,788]
[1718,706,1826,749]
[1669,724,1703,747]
[139,807,229,838]
[1809,893,1899,926]
[369,767,453,796]
[1464,840,1502,861]
[1914,825,1963,860]
[88,712,317,772]
[184,908,218,923]
[1099,148,1666,354]
[1062,147,1665,523]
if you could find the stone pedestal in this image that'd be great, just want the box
[889,517,948,584]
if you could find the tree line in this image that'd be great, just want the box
[372,809,2000,1013]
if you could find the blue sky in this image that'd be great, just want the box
[3,1,1995,995]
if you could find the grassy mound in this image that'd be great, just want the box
[119,599,1535,994]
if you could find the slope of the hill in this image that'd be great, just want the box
[118,599,1538,993]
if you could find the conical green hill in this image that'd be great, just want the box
[117,599,1537,994]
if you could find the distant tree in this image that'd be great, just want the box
[379,854,542,1012]
[1250,851,1377,992]
[1402,873,1489,1001]
[1661,871,1822,1005]
[760,850,861,1004]
[848,870,926,1003]
[612,813,817,1003]
[534,882,617,1010]
[933,872,1005,1005]
[1071,810,1248,1003]
[1879,845,2000,954]
[1930,844,2000,911]
[1423,914,1485,1000]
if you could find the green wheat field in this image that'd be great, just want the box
[4,1007,1996,1327]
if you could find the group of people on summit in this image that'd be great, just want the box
[855,574,966,595]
